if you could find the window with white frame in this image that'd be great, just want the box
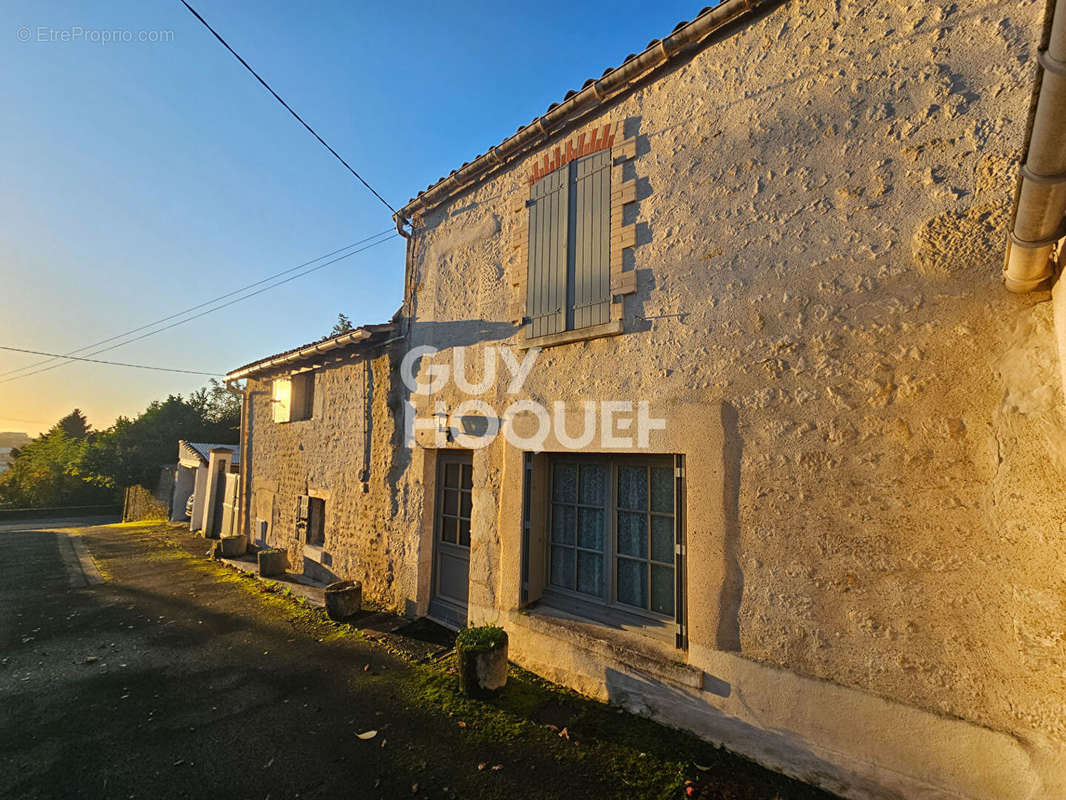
[542,454,682,639]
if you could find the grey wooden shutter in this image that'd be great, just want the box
[570,150,611,330]
[526,165,569,338]
[674,454,686,650]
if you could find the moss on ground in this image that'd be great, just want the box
[100,522,834,800]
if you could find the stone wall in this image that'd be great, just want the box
[244,347,411,603]
[395,0,1066,795]
[122,485,168,522]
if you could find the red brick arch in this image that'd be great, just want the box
[529,123,615,185]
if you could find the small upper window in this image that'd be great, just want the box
[272,372,314,423]
[526,150,611,339]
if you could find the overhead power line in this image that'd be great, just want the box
[0,228,394,381]
[0,347,221,376]
[178,0,398,215]
[0,232,398,385]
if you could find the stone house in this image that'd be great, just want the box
[226,0,1066,797]
[225,323,406,593]
[383,0,1066,798]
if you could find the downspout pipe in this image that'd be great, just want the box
[1005,0,1066,292]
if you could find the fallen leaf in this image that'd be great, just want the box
[558,727,570,740]
[457,721,467,728]
[491,764,503,771]
[356,730,378,740]
[263,758,274,769]
[477,763,486,771]
[545,724,559,732]
[694,763,711,771]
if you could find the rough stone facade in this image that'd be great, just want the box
[242,347,411,604]
[388,1,1066,797]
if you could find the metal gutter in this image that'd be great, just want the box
[394,0,770,225]
[224,324,395,381]
[1005,0,1066,292]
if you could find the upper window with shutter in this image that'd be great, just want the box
[272,378,291,423]
[526,150,612,339]
[272,372,314,423]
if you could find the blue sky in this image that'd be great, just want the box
[0,0,702,434]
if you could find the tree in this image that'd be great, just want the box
[0,427,110,509]
[328,313,354,338]
[82,392,238,490]
[0,382,241,508]
[53,409,91,440]
[189,379,241,431]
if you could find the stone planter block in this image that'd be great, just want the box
[219,534,248,557]
[457,636,509,698]
[257,548,288,577]
[324,580,362,620]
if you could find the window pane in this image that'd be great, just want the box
[617,465,648,511]
[459,518,470,547]
[443,489,458,515]
[444,462,459,488]
[650,466,674,514]
[650,515,674,563]
[576,550,604,597]
[577,507,604,550]
[617,558,647,609]
[617,511,647,557]
[460,463,473,489]
[441,516,457,544]
[460,491,472,518]
[550,546,575,589]
[553,463,578,503]
[579,463,607,506]
[551,504,576,545]
[650,564,675,616]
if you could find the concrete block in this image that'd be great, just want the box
[257,548,288,577]
[219,534,248,557]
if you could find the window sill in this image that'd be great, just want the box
[514,602,702,691]
[516,319,623,350]
[303,544,325,563]
[540,588,674,644]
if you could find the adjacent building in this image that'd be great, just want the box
[171,440,239,536]
[225,323,405,591]
[226,1,1066,797]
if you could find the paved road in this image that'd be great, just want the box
[0,521,834,800]
[0,515,118,533]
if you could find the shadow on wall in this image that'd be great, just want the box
[303,556,341,586]
[602,667,897,800]
[718,402,744,651]
[406,319,519,351]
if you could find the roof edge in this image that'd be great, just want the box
[396,0,771,223]
[225,322,397,381]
